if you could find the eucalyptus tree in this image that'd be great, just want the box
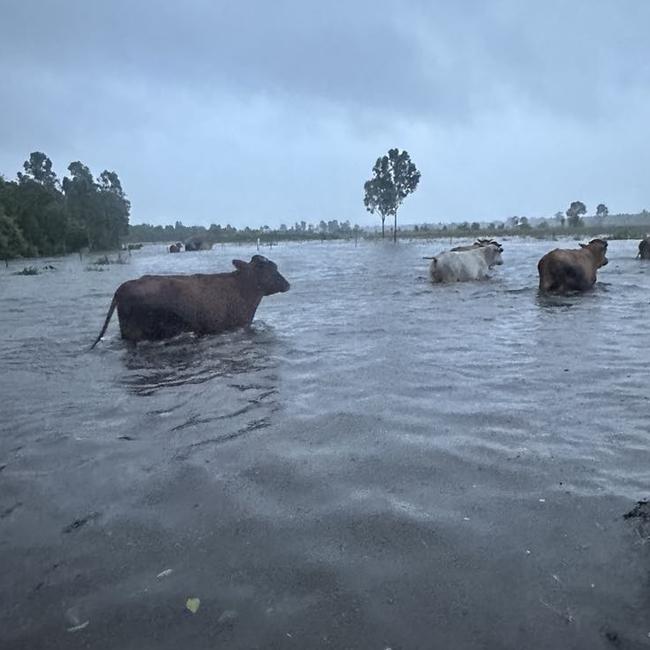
[596,203,608,222]
[566,201,587,228]
[364,148,420,242]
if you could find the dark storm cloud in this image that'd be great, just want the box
[1,1,649,225]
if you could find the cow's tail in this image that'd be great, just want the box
[90,296,117,349]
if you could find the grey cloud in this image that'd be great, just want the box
[1,1,648,225]
[7,1,649,119]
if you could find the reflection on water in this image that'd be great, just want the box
[120,328,275,397]
[1,238,649,649]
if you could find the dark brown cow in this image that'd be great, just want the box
[638,237,650,260]
[90,255,290,347]
[184,237,212,251]
[537,239,608,293]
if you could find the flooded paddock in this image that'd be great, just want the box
[1,238,649,649]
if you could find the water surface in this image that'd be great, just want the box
[1,238,649,649]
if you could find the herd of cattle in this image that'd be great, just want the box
[169,237,213,253]
[425,236,611,293]
[90,236,650,347]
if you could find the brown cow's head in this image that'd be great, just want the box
[232,255,290,295]
[580,239,608,267]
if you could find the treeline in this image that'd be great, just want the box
[0,152,130,259]
[126,219,362,244]
[402,222,649,241]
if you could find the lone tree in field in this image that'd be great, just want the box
[566,200,587,228]
[364,148,420,242]
[596,203,609,221]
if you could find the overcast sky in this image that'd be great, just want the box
[1,1,649,227]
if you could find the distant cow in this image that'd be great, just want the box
[537,239,608,293]
[90,255,290,346]
[169,242,183,253]
[638,237,650,260]
[450,238,501,253]
[426,240,504,283]
[185,237,213,252]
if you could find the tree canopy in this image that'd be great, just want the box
[364,148,420,242]
[566,201,587,228]
[596,203,609,219]
[0,152,130,259]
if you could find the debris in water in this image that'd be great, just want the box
[67,621,89,632]
[186,598,201,614]
[623,500,650,521]
[62,512,100,534]
[156,569,173,578]
[65,606,89,632]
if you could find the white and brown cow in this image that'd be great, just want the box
[425,240,504,283]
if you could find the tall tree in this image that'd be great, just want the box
[62,162,98,248]
[0,205,29,261]
[97,170,130,248]
[364,148,420,242]
[596,203,609,221]
[14,152,65,254]
[18,151,59,189]
[566,201,587,228]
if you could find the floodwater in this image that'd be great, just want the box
[1,238,649,650]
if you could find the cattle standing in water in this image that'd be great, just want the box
[184,237,212,251]
[90,255,290,347]
[537,239,608,293]
[637,237,650,260]
[426,240,504,283]
[169,242,183,253]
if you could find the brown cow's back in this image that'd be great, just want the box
[538,240,608,294]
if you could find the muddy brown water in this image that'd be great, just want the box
[1,238,649,649]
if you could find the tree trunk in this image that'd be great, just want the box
[381,217,385,239]
[393,210,398,243]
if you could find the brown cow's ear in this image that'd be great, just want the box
[232,259,249,271]
[579,244,587,249]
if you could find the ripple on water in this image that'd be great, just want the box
[1,238,649,648]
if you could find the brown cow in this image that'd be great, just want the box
[638,237,649,260]
[537,239,608,293]
[90,255,290,347]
